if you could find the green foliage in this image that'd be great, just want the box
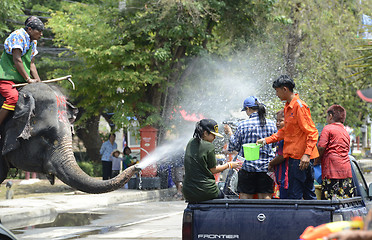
[24,0,62,12]
[216,0,276,48]
[0,0,25,38]
[3,0,370,150]
[46,0,275,131]
[347,43,372,83]
[7,168,25,179]
[351,152,364,160]
[354,126,362,138]
[47,0,163,127]
[77,161,102,177]
[271,0,371,128]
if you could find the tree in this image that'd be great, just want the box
[2,0,371,162]
[269,0,371,128]
[348,43,372,84]
[0,0,25,38]
[46,0,275,160]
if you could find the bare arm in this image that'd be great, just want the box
[318,146,325,160]
[210,161,242,174]
[326,230,372,240]
[268,155,285,171]
[299,154,310,170]
[12,49,30,82]
[12,49,39,83]
[30,57,41,81]
[314,146,325,165]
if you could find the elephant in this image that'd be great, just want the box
[0,82,140,194]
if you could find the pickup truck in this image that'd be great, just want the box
[182,156,372,240]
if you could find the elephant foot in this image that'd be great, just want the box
[46,174,55,185]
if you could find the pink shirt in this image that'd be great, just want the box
[318,123,351,179]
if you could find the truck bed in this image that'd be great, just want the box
[184,197,368,240]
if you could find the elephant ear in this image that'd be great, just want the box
[2,91,35,155]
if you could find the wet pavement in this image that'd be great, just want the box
[11,200,186,239]
[0,187,177,230]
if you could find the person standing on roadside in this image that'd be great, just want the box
[257,75,319,200]
[171,149,185,200]
[100,133,117,180]
[224,96,277,199]
[123,146,136,170]
[110,149,123,178]
[318,105,355,200]
[0,16,43,126]
[183,119,242,203]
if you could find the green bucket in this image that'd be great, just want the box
[243,143,261,161]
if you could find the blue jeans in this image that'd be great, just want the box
[279,186,288,199]
[288,158,316,200]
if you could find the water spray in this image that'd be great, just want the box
[136,138,188,170]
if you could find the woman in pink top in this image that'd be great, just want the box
[318,105,355,200]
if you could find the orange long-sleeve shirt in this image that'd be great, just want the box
[265,94,319,159]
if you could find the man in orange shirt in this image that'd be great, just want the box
[257,75,319,199]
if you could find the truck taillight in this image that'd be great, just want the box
[182,210,193,240]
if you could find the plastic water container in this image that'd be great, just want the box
[242,143,261,161]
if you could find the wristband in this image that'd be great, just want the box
[228,162,232,169]
[26,77,31,82]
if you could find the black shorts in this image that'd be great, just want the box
[237,169,274,194]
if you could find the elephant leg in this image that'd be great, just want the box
[0,158,9,184]
[0,108,10,126]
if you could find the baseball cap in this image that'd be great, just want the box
[241,96,258,111]
[200,119,223,138]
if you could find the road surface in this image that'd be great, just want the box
[12,200,187,240]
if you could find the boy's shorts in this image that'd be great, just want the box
[0,80,18,111]
[237,169,274,194]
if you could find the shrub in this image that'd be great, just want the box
[78,161,102,177]
[7,168,25,179]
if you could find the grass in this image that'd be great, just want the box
[352,152,365,160]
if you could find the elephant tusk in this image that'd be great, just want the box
[67,77,75,90]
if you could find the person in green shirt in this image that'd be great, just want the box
[0,16,43,126]
[123,146,137,169]
[183,119,242,202]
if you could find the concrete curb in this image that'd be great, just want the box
[1,208,58,228]
[0,188,177,229]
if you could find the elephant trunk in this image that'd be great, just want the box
[50,136,141,194]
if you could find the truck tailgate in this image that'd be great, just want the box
[188,198,365,240]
